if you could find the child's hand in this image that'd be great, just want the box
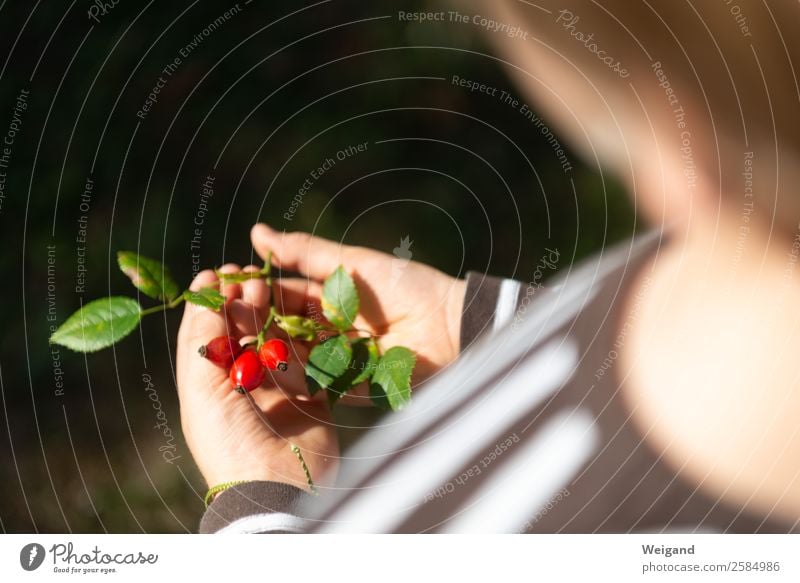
[251,224,466,391]
[176,265,338,490]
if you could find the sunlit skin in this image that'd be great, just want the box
[176,227,465,490]
[176,264,338,490]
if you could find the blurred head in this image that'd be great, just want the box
[473,0,800,235]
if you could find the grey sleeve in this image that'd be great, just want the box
[459,271,526,351]
[199,481,315,534]
[200,272,526,533]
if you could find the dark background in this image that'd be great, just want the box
[0,0,635,532]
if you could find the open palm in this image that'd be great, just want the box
[250,224,466,404]
[176,265,338,490]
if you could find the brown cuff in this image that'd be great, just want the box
[199,481,312,534]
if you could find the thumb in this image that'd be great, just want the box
[251,223,348,282]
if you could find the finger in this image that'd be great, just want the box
[182,269,233,337]
[252,223,350,282]
[227,299,266,337]
[177,270,237,396]
[272,277,323,317]
[216,263,242,305]
[241,265,270,310]
[188,268,218,292]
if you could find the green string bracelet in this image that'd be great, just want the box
[204,480,248,507]
[291,443,318,495]
[204,444,317,506]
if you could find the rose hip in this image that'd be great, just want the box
[198,336,242,369]
[258,338,290,372]
[229,349,265,394]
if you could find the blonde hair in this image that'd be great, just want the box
[476,0,800,231]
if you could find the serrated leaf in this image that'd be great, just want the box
[117,251,180,302]
[326,337,380,406]
[305,335,351,396]
[369,346,415,411]
[50,296,142,353]
[350,338,379,386]
[321,266,359,331]
[275,314,318,341]
[183,287,225,310]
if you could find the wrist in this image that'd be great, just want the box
[200,481,313,533]
[199,456,288,488]
[204,480,249,506]
[201,452,329,495]
[446,278,467,357]
[202,464,281,490]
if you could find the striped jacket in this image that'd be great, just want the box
[200,232,794,533]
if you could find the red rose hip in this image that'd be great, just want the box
[258,338,290,372]
[229,349,266,394]
[198,336,242,368]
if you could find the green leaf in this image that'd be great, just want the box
[350,337,379,386]
[326,337,380,406]
[50,297,142,353]
[117,251,180,302]
[321,266,359,331]
[369,346,416,411]
[369,382,391,410]
[275,314,318,341]
[183,287,225,310]
[305,335,351,396]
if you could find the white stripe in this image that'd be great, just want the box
[313,234,642,520]
[216,512,309,534]
[326,278,593,495]
[320,339,579,533]
[493,279,521,332]
[406,272,593,417]
[443,410,598,533]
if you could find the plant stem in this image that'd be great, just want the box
[263,258,275,346]
[350,327,377,337]
[139,295,185,316]
[215,252,273,284]
[316,326,377,338]
[257,306,277,347]
[264,251,273,286]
